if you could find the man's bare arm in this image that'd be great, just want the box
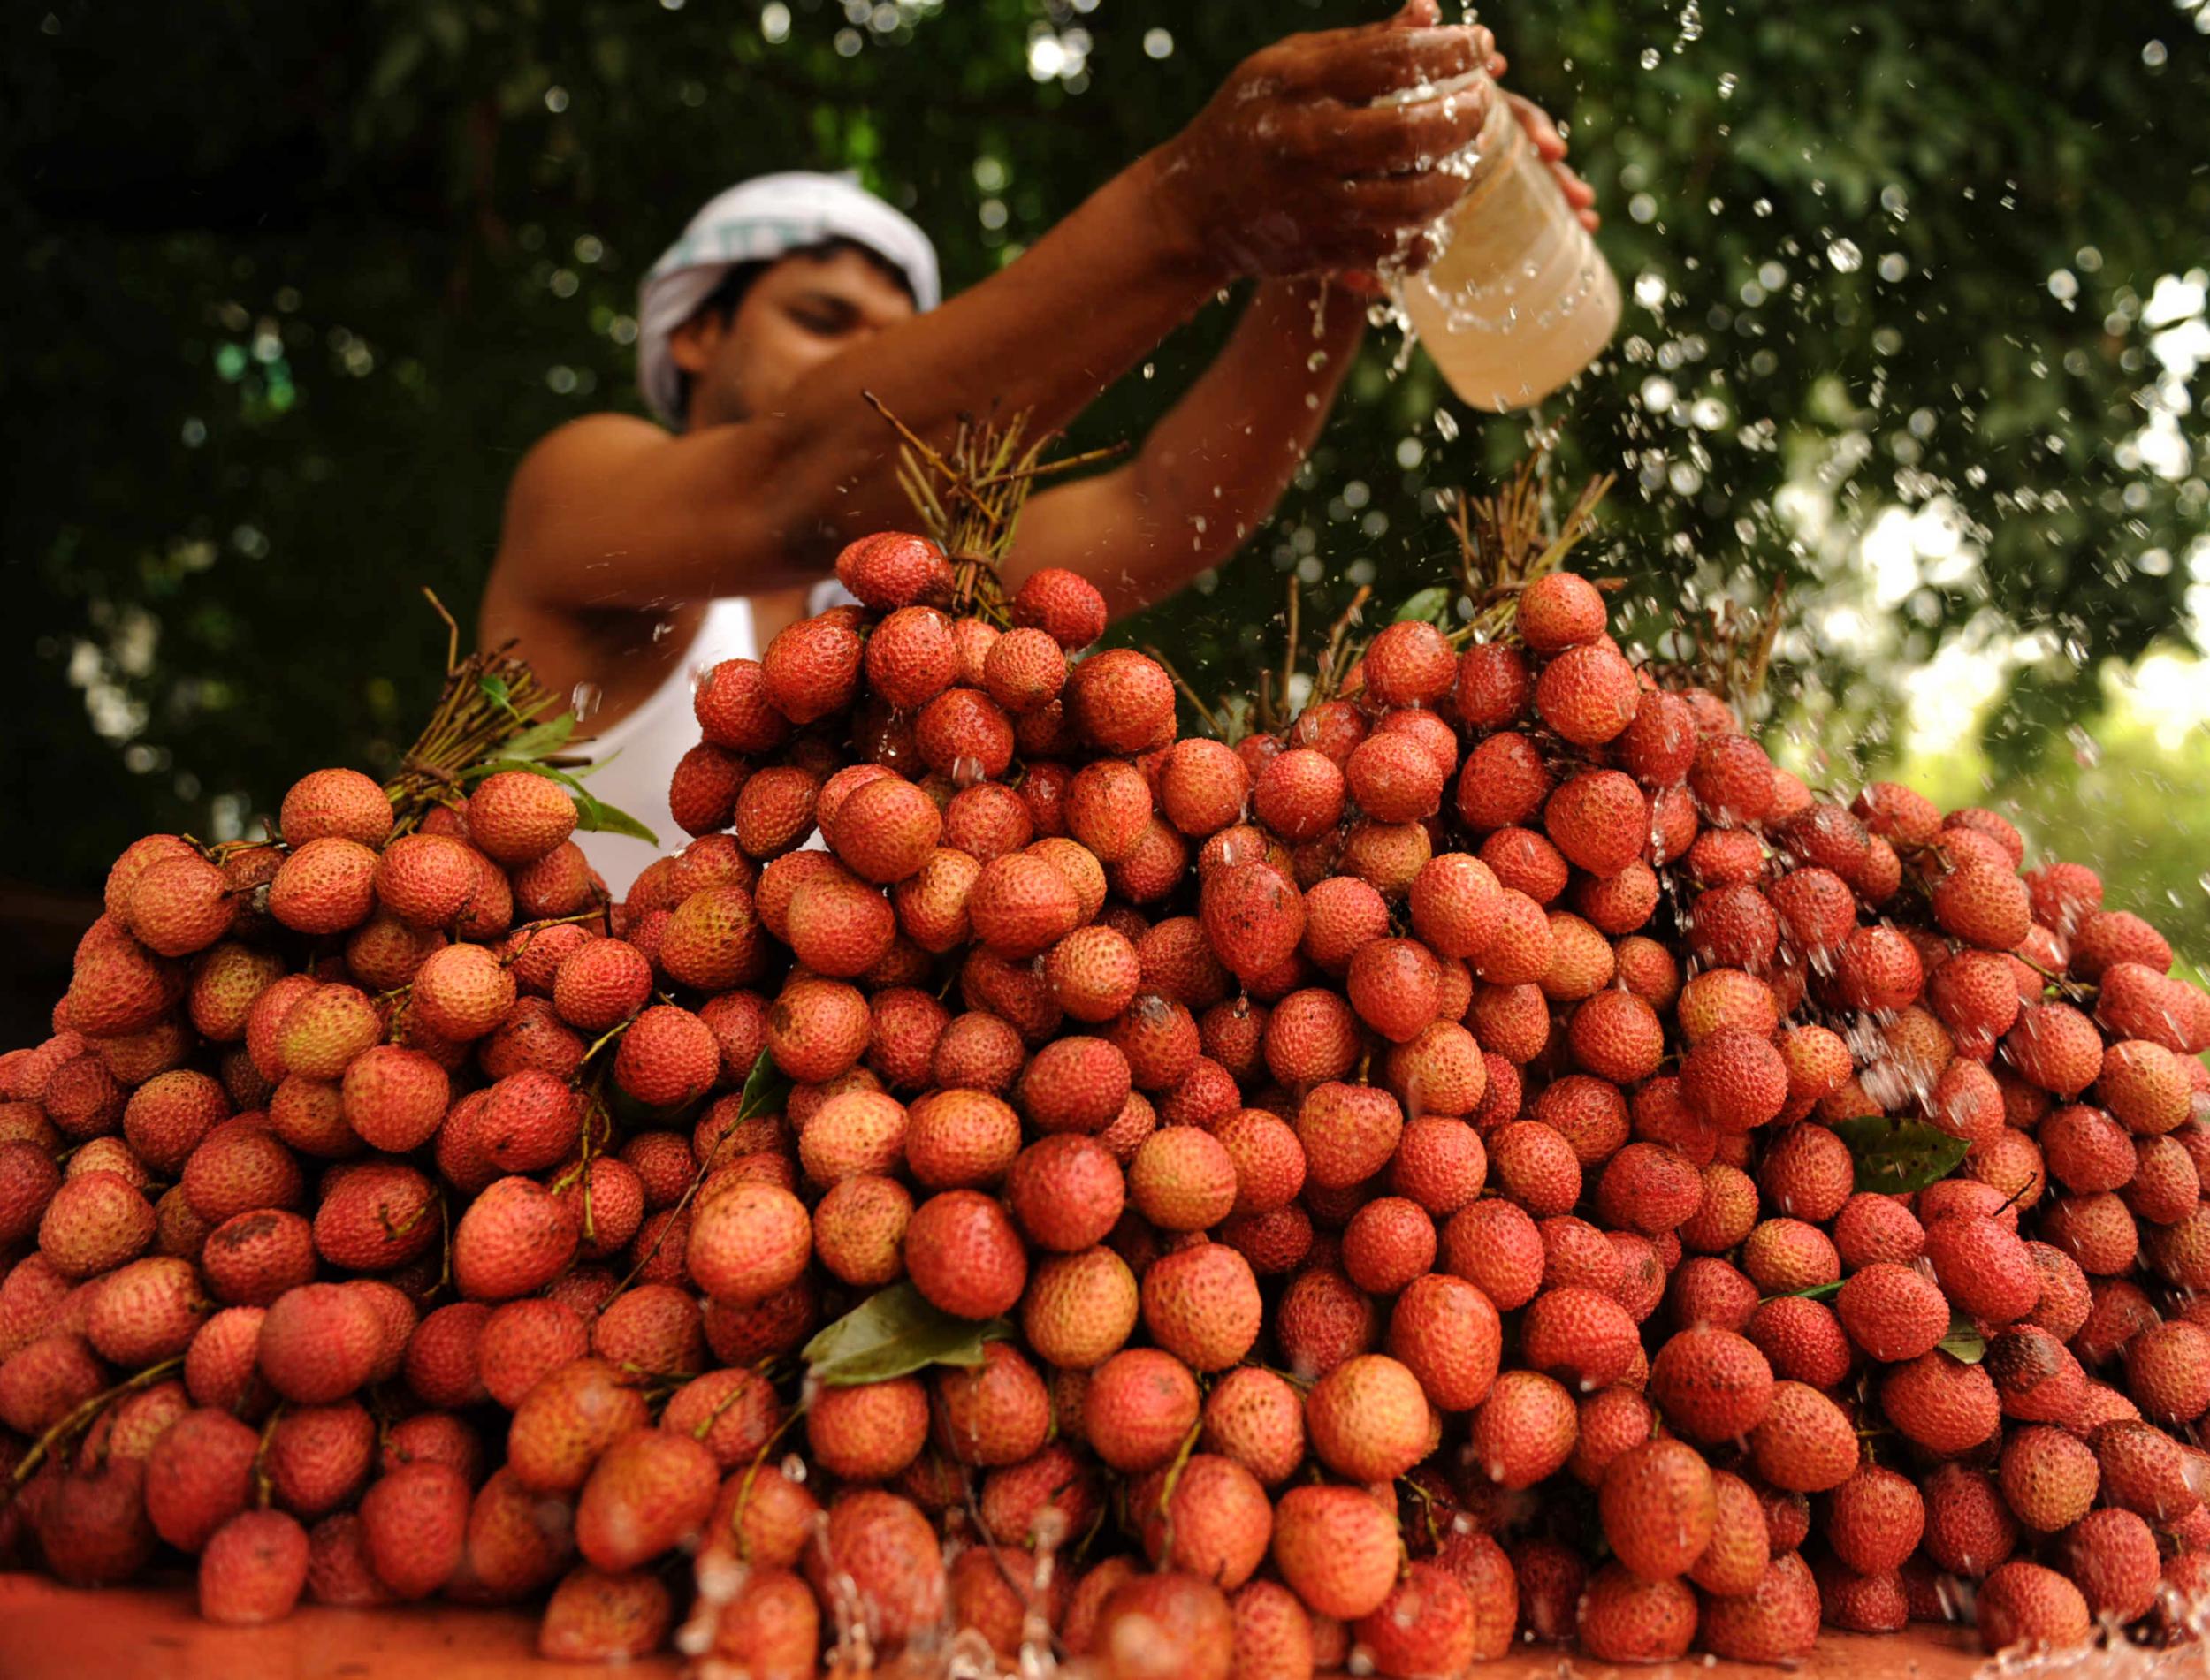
[1004,277,1368,617]
[499,160,1223,612]
[497,19,1490,613]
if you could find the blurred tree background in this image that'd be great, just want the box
[4,0,2206,980]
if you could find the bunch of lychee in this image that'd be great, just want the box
[4,526,2210,1677]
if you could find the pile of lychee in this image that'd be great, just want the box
[4,525,2209,1678]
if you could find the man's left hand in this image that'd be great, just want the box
[1503,88,1599,232]
[1339,43,1601,298]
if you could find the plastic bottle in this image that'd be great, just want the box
[1385,72,1621,412]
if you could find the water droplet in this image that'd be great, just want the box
[569,680,602,721]
[1433,407,1460,442]
[1639,46,1661,69]
[1826,238,1863,274]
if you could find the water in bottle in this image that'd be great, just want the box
[1384,72,1621,412]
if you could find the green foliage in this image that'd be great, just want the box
[736,1049,791,1127]
[1870,676,2210,960]
[4,0,2205,891]
[1831,1115,1973,1194]
[1938,1312,1988,1365]
[1392,585,1456,627]
[801,1281,1010,1387]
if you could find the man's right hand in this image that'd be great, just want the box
[1148,3,1492,280]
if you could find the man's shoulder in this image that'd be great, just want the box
[505,411,675,514]
[522,410,674,470]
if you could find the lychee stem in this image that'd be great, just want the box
[382,1183,440,1243]
[250,1403,286,1509]
[1398,1471,1444,1551]
[606,1152,706,1304]
[1440,460,1615,650]
[573,1088,605,1245]
[381,600,561,835]
[437,1185,454,1296]
[606,1050,786,1303]
[863,393,1115,633]
[720,1408,807,1561]
[577,1016,636,1069]
[1148,1418,1206,1566]
[1313,584,1374,701]
[506,908,618,957]
[686,1372,766,1444]
[1140,644,1223,739]
[3,1356,184,1500]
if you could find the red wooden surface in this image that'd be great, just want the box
[0,1571,2017,1679]
[0,1573,680,1679]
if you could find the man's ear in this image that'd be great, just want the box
[667,311,724,376]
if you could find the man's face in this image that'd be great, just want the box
[670,247,916,428]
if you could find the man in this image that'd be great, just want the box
[482,6,1593,889]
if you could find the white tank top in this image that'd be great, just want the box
[572,582,852,897]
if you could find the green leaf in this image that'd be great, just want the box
[563,746,618,781]
[478,673,514,709]
[1394,585,1454,626]
[1938,1313,1987,1364]
[736,1048,789,1122]
[571,789,659,846]
[501,712,576,762]
[1831,1115,1971,1195]
[1787,1280,1844,1302]
[803,1282,1011,1387]
[531,764,591,795]
[366,30,428,101]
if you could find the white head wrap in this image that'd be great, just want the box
[636,171,941,427]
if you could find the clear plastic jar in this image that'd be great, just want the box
[1385,72,1621,412]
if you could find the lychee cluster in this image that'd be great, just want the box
[3,528,2208,1678]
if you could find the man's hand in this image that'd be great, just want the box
[1148,5,1493,279]
[1490,45,1599,232]
[1330,41,1600,299]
